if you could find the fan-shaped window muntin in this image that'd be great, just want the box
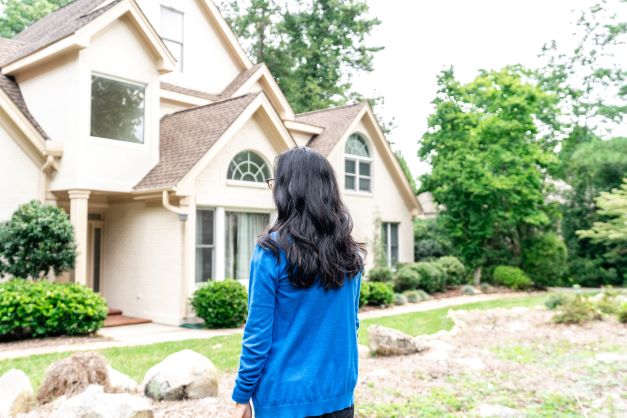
[227,151,271,183]
[345,134,372,192]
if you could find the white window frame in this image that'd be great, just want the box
[226,150,272,185]
[160,5,184,71]
[382,222,400,267]
[195,208,215,283]
[345,134,373,193]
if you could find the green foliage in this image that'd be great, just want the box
[190,280,248,328]
[577,179,627,247]
[522,233,568,288]
[552,295,602,325]
[413,218,452,261]
[0,200,76,279]
[359,280,369,307]
[367,265,394,283]
[408,262,446,294]
[220,0,382,113]
[492,266,533,290]
[362,282,394,306]
[393,266,420,292]
[395,151,417,194]
[618,304,627,324]
[402,290,420,303]
[0,0,71,38]
[545,293,569,310]
[434,256,466,286]
[393,293,406,306]
[0,279,107,340]
[418,66,559,276]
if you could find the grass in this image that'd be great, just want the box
[0,293,547,391]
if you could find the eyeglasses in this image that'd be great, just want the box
[266,178,275,189]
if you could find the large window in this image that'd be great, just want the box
[382,222,399,267]
[195,209,214,282]
[161,6,184,71]
[225,212,270,281]
[345,134,372,192]
[90,75,145,143]
[227,151,271,183]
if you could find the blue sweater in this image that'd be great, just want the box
[232,243,361,418]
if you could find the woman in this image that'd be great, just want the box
[231,147,365,418]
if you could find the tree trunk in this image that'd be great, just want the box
[473,266,482,286]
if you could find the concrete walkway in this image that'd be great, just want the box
[0,292,538,361]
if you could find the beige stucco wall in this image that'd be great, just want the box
[102,201,183,325]
[136,0,242,93]
[329,119,415,268]
[0,121,40,220]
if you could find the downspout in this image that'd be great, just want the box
[39,155,55,202]
[162,190,188,222]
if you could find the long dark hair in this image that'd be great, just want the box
[259,147,365,289]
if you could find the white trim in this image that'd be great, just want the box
[160,88,210,107]
[231,65,295,120]
[225,179,268,189]
[214,206,226,281]
[284,119,324,135]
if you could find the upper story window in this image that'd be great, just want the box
[161,6,184,71]
[90,75,145,144]
[227,151,271,183]
[345,133,372,192]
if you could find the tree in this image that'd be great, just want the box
[394,151,417,195]
[418,66,560,280]
[0,0,71,38]
[577,179,627,248]
[219,0,382,113]
[0,200,76,279]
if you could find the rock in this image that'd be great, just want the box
[472,403,520,417]
[142,349,218,401]
[108,366,139,393]
[358,344,370,359]
[461,285,481,295]
[0,369,35,416]
[367,325,427,356]
[38,351,110,404]
[51,385,153,418]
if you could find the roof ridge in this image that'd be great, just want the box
[296,102,365,117]
[162,92,260,119]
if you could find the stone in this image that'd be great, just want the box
[0,369,35,416]
[461,285,481,295]
[472,403,520,417]
[358,344,370,359]
[108,366,139,393]
[367,325,427,356]
[142,349,218,401]
[51,385,153,418]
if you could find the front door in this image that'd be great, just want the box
[87,220,104,293]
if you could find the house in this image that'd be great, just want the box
[0,0,421,325]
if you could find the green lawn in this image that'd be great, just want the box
[0,293,547,390]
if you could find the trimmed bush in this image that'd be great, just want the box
[364,282,394,306]
[492,266,533,290]
[0,279,107,340]
[393,293,407,306]
[367,266,394,283]
[403,290,420,303]
[522,233,568,288]
[435,256,466,286]
[191,280,248,328]
[393,267,421,292]
[0,200,76,279]
[553,295,602,325]
[409,262,445,294]
[359,281,370,307]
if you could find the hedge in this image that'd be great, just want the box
[191,280,248,328]
[492,266,533,290]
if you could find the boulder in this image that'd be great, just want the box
[367,325,427,356]
[108,366,139,393]
[51,385,153,418]
[142,349,218,401]
[0,369,35,416]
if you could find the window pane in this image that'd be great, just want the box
[227,151,270,183]
[359,177,371,192]
[225,212,270,280]
[91,76,145,143]
[345,159,356,174]
[345,174,355,190]
[345,134,370,157]
[195,247,213,282]
[381,223,388,251]
[196,210,214,245]
[163,39,182,64]
[161,7,183,41]
[390,223,399,265]
[359,161,371,176]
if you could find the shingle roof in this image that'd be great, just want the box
[135,93,259,190]
[4,0,117,65]
[160,82,222,101]
[0,38,49,140]
[296,103,366,156]
[219,63,263,98]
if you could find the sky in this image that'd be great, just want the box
[352,0,592,180]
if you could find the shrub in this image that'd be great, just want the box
[0,201,76,279]
[416,289,431,300]
[367,266,394,283]
[191,280,248,328]
[393,293,407,306]
[545,293,570,310]
[553,295,602,325]
[0,279,107,340]
[403,290,420,303]
[393,267,421,292]
[618,304,627,324]
[480,283,495,293]
[461,285,481,295]
[435,256,466,286]
[522,233,568,288]
[414,218,452,260]
[410,262,445,294]
[365,282,394,306]
[359,281,370,307]
[492,266,533,290]
[592,287,622,315]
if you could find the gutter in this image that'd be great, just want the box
[162,190,189,222]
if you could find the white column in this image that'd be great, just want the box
[69,190,90,285]
[214,206,226,281]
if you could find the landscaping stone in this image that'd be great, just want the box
[0,369,35,416]
[142,349,218,401]
[50,385,153,418]
[108,366,139,393]
[461,285,482,295]
[367,325,427,356]
[472,403,520,417]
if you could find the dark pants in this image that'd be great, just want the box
[305,405,354,418]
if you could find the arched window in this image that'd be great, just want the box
[227,151,271,183]
[345,134,372,192]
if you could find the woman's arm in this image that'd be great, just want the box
[231,245,279,404]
